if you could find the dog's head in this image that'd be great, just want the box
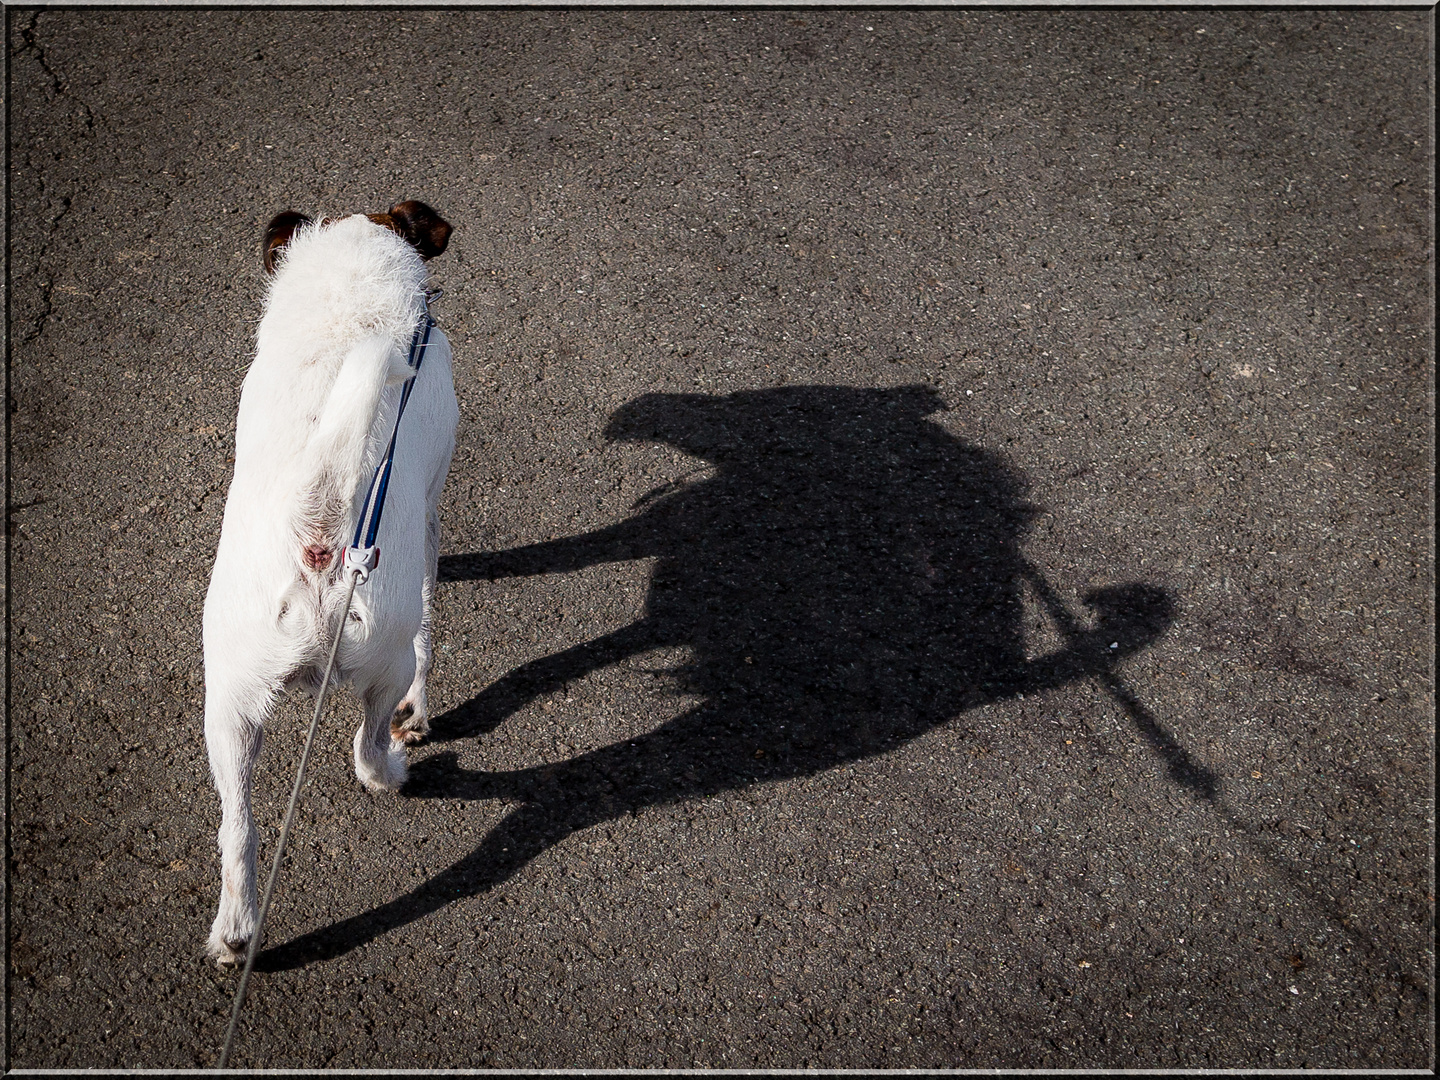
[263,200,452,274]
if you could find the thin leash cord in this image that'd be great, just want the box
[218,568,361,1069]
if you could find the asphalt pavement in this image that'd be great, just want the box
[5,6,1434,1070]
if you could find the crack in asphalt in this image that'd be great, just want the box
[14,10,96,344]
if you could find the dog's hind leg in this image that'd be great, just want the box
[357,656,416,792]
[392,508,441,746]
[204,683,275,965]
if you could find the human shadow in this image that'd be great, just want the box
[257,384,1211,970]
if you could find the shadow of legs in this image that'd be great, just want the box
[254,695,772,970]
[428,619,664,743]
[254,797,584,972]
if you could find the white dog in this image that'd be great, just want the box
[203,202,458,964]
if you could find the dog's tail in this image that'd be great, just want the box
[293,334,415,554]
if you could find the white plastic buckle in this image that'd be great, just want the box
[343,545,379,584]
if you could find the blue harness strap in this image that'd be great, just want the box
[343,289,440,583]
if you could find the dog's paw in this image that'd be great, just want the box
[208,937,246,968]
[207,917,259,968]
[390,699,430,745]
[356,738,408,792]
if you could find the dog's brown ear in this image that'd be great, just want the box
[263,211,312,274]
[386,200,452,259]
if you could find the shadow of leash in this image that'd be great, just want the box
[1018,557,1220,800]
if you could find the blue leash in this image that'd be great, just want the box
[342,288,440,584]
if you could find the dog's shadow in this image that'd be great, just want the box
[257,383,1210,970]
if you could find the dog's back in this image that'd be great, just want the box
[234,217,427,555]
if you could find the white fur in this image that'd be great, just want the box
[202,214,458,964]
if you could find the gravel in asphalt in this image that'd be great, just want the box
[5,7,1434,1070]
